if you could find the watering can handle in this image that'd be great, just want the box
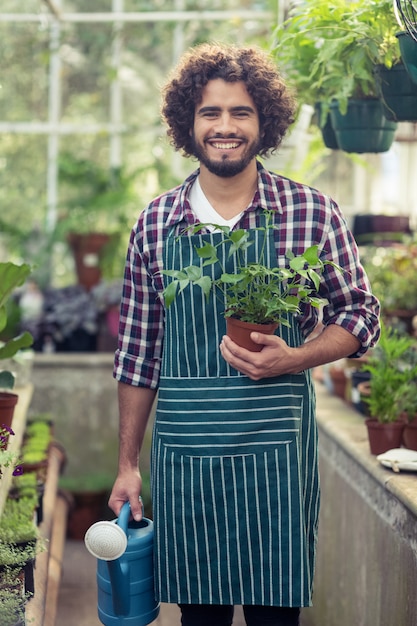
[116,501,131,533]
[117,498,144,533]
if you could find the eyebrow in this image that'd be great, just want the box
[196,105,256,115]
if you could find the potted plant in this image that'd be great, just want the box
[20,419,53,482]
[273,0,400,152]
[163,210,341,351]
[0,263,33,429]
[56,153,139,290]
[361,324,417,454]
[59,471,115,540]
[41,284,99,352]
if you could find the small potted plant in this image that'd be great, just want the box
[361,324,417,454]
[273,0,401,151]
[163,210,341,351]
[0,263,33,429]
[56,153,139,290]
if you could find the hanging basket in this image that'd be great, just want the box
[329,99,397,154]
[315,103,339,150]
[397,31,417,85]
[375,62,417,121]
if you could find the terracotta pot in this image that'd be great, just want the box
[66,489,110,540]
[365,418,405,455]
[403,419,417,451]
[226,317,278,352]
[67,232,111,291]
[0,392,18,430]
[329,366,348,401]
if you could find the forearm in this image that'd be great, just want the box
[109,382,157,518]
[220,323,361,381]
[288,324,361,373]
[117,381,157,472]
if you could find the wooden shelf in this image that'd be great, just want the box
[0,384,33,516]
[0,385,69,625]
[26,442,69,626]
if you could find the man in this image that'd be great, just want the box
[109,43,380,626]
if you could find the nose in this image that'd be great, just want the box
[213,113,238,135]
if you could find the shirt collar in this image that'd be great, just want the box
[165,160,284,228]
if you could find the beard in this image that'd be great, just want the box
[190,133,262,178]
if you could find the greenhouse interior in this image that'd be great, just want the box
[1,0,417,624]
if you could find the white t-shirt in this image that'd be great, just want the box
[188,177,243,232]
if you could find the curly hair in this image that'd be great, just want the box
[161,42,296,158]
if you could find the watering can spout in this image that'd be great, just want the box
[108,558,130,616]
[107,502,132,616]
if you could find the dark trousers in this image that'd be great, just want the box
[179,604,300,626]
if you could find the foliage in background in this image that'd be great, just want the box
[273,0,402,118]
[0,0,272,286]
[361,241,417,312]
[0,262,33,389]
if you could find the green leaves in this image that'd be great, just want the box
[162,218,339,326]
[0,263,33,386]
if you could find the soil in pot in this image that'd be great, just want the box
[0,393,19,431]
[365,419,405,455]
[226,317,278,352]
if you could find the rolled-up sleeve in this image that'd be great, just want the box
[113,211,165,389]
[318,201,380,357]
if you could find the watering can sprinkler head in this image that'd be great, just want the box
[84,501,131,561]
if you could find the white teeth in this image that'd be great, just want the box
[212,142,239,149]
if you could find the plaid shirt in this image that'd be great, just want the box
[114,161,380,389]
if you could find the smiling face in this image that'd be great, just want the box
[190,79,262,178]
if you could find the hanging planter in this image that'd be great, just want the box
[314,103,339,150]
[397,31,417,85]
[375,62,417,121]
[329,98,397,153]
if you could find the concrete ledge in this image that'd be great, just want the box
[308,383,417,626]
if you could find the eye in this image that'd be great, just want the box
[202,111,219,119]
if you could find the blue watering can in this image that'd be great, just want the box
[84,502,160,626]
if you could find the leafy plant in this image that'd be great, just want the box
[362,324,417,423]
[0,496,39,544]
[163,210,340,326]
[0,263,33,389]
[273,0,402,118]
[0,586,28,626]
[361,242,417,312]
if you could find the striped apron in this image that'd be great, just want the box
[151,220,320,608]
